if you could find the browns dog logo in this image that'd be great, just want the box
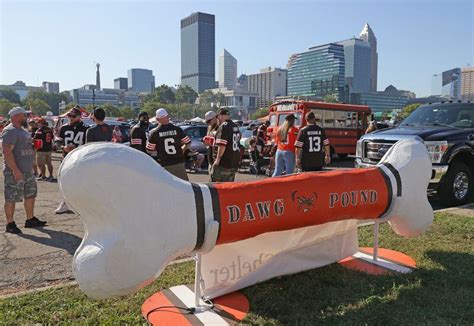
[291,191,317,213]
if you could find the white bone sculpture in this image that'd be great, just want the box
[59,139,433,299]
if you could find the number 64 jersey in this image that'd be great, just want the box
[295,124,330,168]
[146,123,191,166]
[215,119,241,169]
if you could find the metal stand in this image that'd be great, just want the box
[373,221,379,262]
[193,254,213,312]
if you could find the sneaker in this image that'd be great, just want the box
[55,202,74,214]
[5,222,22,234]
[25,216,47,228]
[47,177,57,182]
[37,176,47,181]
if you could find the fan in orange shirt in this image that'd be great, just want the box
[272,114,298,176]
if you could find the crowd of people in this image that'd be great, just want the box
[2,105,332,234]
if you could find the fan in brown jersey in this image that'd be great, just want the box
[33,118,54,181]
[204,110,219,172]
[55,107,89,214]
[129,111,150,153]
[295,111,331,172]
[146,108,191,181]
[210,108,241,182]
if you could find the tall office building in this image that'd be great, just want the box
[431,74,442,96]
[442,68,461,99]
[287,43,345,100]
[42,81,60,94]
[181,12,215,94]
[219,49,237,90]
[247,67,287,108]
[127,68,155,93]
[114,77,128,90]
[336,38,371,93]
[460,67,474,101]
[359,23,378,92]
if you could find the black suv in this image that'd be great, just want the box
[356,102,474,206]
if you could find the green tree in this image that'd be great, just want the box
[0,87,21,104]
[25,98,51,116]
[400,103,422,119]
[121,106,135,119]
[199,90,226,108]
[250,108,269,120]
[0,99,17,116]
[154,84,176,104]
[176,85,198,104]
[24,89,67,114]
[101,103,121,117]
[323,94,339,103]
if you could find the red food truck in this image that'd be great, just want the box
[267,100,371,157]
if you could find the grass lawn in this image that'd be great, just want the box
[1,212,473,325]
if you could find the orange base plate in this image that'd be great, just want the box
[142,284,249,325]
[339,247,416,275]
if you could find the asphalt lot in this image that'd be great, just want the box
[0,153,454,295]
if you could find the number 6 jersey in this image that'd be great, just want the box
[214,119,241,169]
[295,124,330,168]
[146,123,191,166]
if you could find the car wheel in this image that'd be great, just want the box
[439,162,474,206]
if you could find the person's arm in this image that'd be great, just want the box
[145,130,157,155]
[322,130,331,165]
[294,129,304,167]
[2,131,23,182]
[213,125,228,166]
[85,128,93,143]
[179,128,192,152]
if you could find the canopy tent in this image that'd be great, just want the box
[189,117,205,123]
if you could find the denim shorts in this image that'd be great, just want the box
[3,171,37,202]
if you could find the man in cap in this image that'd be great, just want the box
[203,110,219,172]
[210,108,241,182]
[256,120,270,152]
[86,107,113,143]
[33,118,55,181]
[2,107,47,234]
[55,106,89,214]
[146,108,191,180]
[130,111,150,153]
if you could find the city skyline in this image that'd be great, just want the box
[1,0,472,97]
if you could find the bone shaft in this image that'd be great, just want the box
[209,167,395,245]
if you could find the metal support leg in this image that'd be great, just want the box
[373,221,379,261]
[193,254,213,312]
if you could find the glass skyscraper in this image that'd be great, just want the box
[127,68,155,93]
[287,43,345,100]
[337,38,371,93]
[181,12,215,94]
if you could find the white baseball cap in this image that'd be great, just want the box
[8,107,26,117]
[156,108,168,119]
[204,111,217,122]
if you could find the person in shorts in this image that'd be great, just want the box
[2,107,47,234]
[210,108,241,182]
[33,118,55,181]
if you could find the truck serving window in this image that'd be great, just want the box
[277,113,301,126]
[401,105,474,128]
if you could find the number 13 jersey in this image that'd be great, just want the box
[146,123,191,166]
[215,119,241,169]
[295,124,329,168]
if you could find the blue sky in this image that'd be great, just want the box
[1,0,472,97]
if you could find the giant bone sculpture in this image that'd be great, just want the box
[59,139,433,299]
